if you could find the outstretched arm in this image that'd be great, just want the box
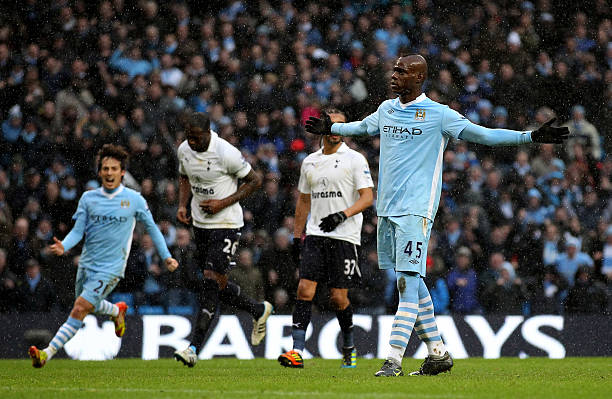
[459,118,569,146]
[305,110,380,137]
[458,123,532,146]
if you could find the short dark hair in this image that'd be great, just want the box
[97,144,129,171]
[186,112,210,132]
[325,108,345,117]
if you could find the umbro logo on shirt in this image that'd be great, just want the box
[388,109,394,114]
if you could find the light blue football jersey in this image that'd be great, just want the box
[332,94,470,220]
[62,185,171,277]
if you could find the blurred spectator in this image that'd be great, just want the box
[423,236,450,315]
[257,228,297,312]
[0,248,18,312]
[166,227,197,309]
[530,266,569,314]
[565,266,607,314]
[228,248,265,303]
[16,258,56,312]
[481,258,526,314]
[600,226,612,282]
[563,105,602,160]
[447,247,480,314]
[7,217,35,277]
[350,248,387,315]
[141,234,167,306]
[555,238,594,286]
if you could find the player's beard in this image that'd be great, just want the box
[325,135,342,146]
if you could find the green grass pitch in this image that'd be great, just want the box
[1,358,610,398]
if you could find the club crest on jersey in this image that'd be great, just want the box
[318,176,329,189]
[120,200,130,208]
[415,109,426,121]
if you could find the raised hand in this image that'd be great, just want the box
[304,113,332,135]
[49,237,65,256]
[165,257,179,272]
[531,118,570,144]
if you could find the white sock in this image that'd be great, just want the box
[426,340,446,356]
[387,345,405,366]
[96,300,119,317]
[44,346,57,360]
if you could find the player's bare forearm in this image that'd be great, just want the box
[294,193,311,238]
[218,169,262,210]
[342,187,374,218]
[178,175,191,208]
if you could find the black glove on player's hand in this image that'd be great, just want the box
[291,237,301,264]
[319,211,347,232]
[531,118,569,144]
[304,113,332,135]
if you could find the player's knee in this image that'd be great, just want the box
[329,292,349,310]
[71,302,92,319]
[203,270,227,290]
[297,282,316,300]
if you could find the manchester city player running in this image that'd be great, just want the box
[278,110,374,369]
[29,144,179,368]
[305,55,569,377]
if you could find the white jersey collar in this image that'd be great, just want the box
[204,131,218,153]
[319,142,348,155]
[100,184,124,199]
[398,93,427,109]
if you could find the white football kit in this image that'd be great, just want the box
[178,131,251,229]
[298,143,374,245]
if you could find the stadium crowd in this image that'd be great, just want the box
[0,0,610,317]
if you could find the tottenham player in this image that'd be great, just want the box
[29,144,179,368]
[173,112,272,368]
[278,110,374,369]
[305,55,569,376]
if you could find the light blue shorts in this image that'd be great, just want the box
[377,215,433,276]
[75,267,121,308]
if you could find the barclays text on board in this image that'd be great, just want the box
[1,313,610,359]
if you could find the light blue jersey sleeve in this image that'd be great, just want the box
[134,194,172,261]
[62,195,88,252]
[458,122,532,146]
[442,107,470,139]
[331,107,380,136]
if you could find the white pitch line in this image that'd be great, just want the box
[1,386,464,398]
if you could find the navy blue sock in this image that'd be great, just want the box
[218,281,264,318]
[336,304,354,348]
[190,278,219,351]
[292,299,311,352]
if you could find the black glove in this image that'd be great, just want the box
[291,237,301,264]
[319,211,347,232]
[531,118,569,144]
[304,113,332,135]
